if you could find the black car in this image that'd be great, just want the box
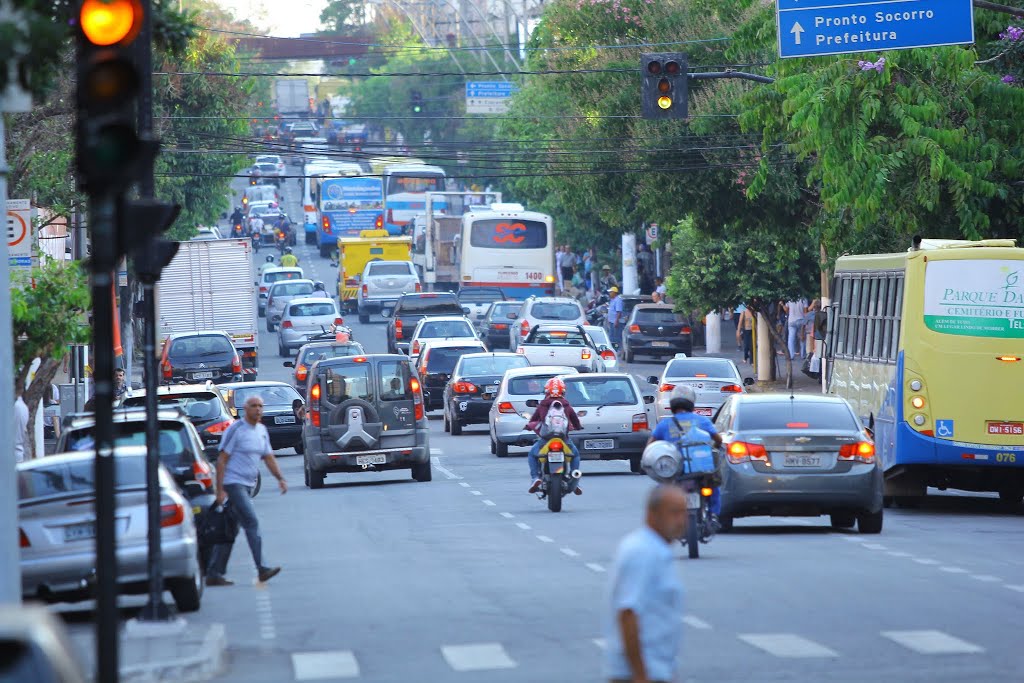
[479,301,523,349]
[284,340,366,394]
[118,383,236,459]
[384,292,465,355]
[413,340,488,411]
[443,352,530,435]
[220,381,305,453]
[620,304,693,362]
[159,331,243,385]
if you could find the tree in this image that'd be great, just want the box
[320,0,367,35]
[10,261,90,457]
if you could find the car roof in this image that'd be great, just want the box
[663,357,740,377]
[367,260,412,266]
[218,381,292,390]
[63,408,189,428]
[121,383,220,399]
[458,352,520,360]
[286,296,336,306]
[533,323,585,332]
[503,365,578,378]
[526,297,579,305]
[300,341,362,351]
[269,279,314,288]
[261,267,302,277]
[731,393,852,405]
[414,316,474,327]
[564,372,635,381]
[633,303,675,311]
[18,445,149,469]
[421,340,487,350]
[166,330,232,341]
[311,353,404,370]
[398,292,457,300]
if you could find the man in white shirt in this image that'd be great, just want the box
[14,386,30,463]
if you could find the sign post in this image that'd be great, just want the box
[776,0,974,59]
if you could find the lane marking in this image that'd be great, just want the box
[881,630,984,655]
[459,482,470,488]
[536,535,554,543]
[560,547,579,557]
[886,551,912,558]
[292,651,360,680]
[738,633,838,658]
[430,448,442,455]
[682,615,712,630]
[431,457,462,480]
[441,643,517,672]
[1005,585,1024,593]
[586,563,606,573]
[592,638,606,650]
[913,558,941,566]
[969,574,1001,582]
[940,566,969,574]
[861,543,886,550]
[482,499,496,506]
[470,490,482,496]
[515,522,531,530]
[500,512,515,518]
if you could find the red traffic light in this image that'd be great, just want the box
[647,61,662,75]
[664,60,681,75]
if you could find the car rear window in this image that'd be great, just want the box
[265,270,302,284]
[419,320,473,339]
[488,303,521,319]
[64,424,197,469]
[300,344,365,364]
[120,393,225,422]
[19,456,147,500]
[507,375,561,395]
[531,302,582,321]
[666,359,738,379]
[397,295,461,314]
[735,401,859,431]
[585,328,611,346]
[378,360,414,401]
[231,385,300,408]
[271,282,314,297]
[459,356,529,376]
[318,363,372,403]
[564,377,638,406]
[423,346,483,374]
[168,335,233,360]
[531,330,588,346]
[368,263,413,276]
[289,302,335,317]
[635,309,687,324]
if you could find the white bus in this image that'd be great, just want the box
[382,164,446,235]
[459,203,557,299]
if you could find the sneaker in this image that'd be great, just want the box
[528,479,543,493]
[573,485,583,496]
[206,576,234,587]
[258,566,281,583]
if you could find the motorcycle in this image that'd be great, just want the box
[532,417,581,513]
[275,231,288,253]
[232,222,244,238]
[252,232,261,253]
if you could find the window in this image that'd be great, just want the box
[368,263,414,277]
[379,360,413,401]
[563,378,638,407]
[634,309,686,324]
[665,359,740,380]
[231,385,301,408]
[265,270,301,284]
[386,175,444,194]
[300,344,364,365]
[18,456,147,500]
[735,400,859,431]
[121,393,225,422]
[396,295,460,314]
[271,282,314,297]
[290,302,336,317]
[419,321,474,339]
[421,346,483,374]
[831,271,903,364]
[458,288,505,303]
[531,302,582,321]
[319,364,372,404]
[459,355,529,376]
[168,335,233,360]
[531,330,588,346]
[65,425,194,469]
[508,374,560,395]
[469,219,548,249]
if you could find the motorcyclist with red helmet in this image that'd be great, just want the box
[525,377,584,495]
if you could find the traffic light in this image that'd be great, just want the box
[76,0,156,194]
[121,199,182,282]
[641,53,688,120]
[410,90,424,115]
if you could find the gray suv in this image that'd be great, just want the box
[301,354,432,488]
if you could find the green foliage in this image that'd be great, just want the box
[319,0,367,34]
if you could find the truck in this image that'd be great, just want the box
[334,230,414,313]
[515,324,603,374]
[411,191,501,292]
[156,239,259,380]
[274,79,310,116]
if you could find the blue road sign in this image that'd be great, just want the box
[8,256,31,267]
[465,81,519,98]
[777,0,974,59]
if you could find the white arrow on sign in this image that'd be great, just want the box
[791,21,804,45]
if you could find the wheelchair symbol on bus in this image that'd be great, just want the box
[935,420,954,439]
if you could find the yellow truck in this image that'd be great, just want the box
[335,230,414,312]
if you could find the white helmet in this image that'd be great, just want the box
[670,385,696,404]
[641,440,682,482]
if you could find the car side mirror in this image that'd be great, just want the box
[647,375,659,385]
[182,481,206,499]
[462,307,471,315]
[283,361,294,368]
[525,399,539,408]
[743,377,755,386]
[643,395,655,404]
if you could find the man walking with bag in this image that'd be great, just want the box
[206,395,287,585]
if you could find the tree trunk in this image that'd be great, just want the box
[749,302,793,388]
[21,357,62,459]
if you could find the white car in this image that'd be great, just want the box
[508,296,587,351]
[257,266,305,316]
[488,365,579,457]
[255,154,286,177]
[652,355,751,420]
[408,316,480,362]
[583,325,619,372]
[562,373,654,473]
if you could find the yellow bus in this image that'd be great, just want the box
[824,239,1024,506]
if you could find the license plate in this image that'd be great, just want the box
[584,438,614,450]
[274,415,296,424]
[988,421,1024,436]
[63,522,96,542]
[694,407,713,417]
[546,452,565,463]
[488,384,499,393]
[652,341,670,347]
[192,371,214,380]
[685,492,701,509]
[356,454,387,465]
[783,455,822,468]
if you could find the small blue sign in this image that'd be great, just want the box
[8,256,31,267]
[465,81,519,98]
[777,0,975,59]
[935,419,955,439]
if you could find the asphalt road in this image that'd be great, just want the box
[68,164,1024,683]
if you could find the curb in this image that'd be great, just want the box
[122,623,226,683]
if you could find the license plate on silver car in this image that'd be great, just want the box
[584,439,614,450]
[356,454,387,465]
[783,455,821,468]
[274,415,295,424]
[64,521,96,542]
[652,341,670,347]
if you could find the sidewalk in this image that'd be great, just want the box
[689,341,823,395]
[68,618,226,683]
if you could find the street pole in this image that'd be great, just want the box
[135,0,173,623]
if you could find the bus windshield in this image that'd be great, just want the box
[469,219,548,249]
[387,175,444,195]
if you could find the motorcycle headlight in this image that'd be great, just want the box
[652,454,678,479]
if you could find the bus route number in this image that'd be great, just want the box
[524,271,543,281]
[493,222,526,244]
[996,453,1016,463]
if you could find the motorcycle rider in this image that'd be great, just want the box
[257,254,277,277]
[649,385,724,523]
[230,206,244,232]
[250,213,265,239]
[279,246,299,268]
[524,377,583,495]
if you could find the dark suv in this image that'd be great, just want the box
[118,383,235,459]
[384,292,465,355]
[301,354,431,488]
[620,304,693,362]
[159,331,242,385]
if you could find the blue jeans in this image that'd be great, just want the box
[787,322,805,359]
[528,438,580,479]
[207,483,266,578]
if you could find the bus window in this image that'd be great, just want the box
[387,175,444,195]
[469,219,548,249]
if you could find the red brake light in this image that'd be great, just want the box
[192,460,213,489]
[296,364,308,382]
[632,413,648,432]
[786,422,809,429]
[410,377,423,419]
[334,317,344,326]
[600,349,616,360]
[839,441,876,463]
[494,323,507,330]
[629,324,640,333]
[414,282,422,293]
[205,420,233,435]
[362,284,368,296]
[498,401,516,414]
[375,214,383,229]
[727,441,768,463]
[260,286,268,293]
[658,383,675,393]
[160,503,185,528]
[549,440,564,452]
[395,319,403,339]
[162,360,172,380]
[310,382,321,427]
[282,320,293,329]
[695,374,708,378]
[19,529,29,548]
[453,381,478,394]
[412,340,420,355]
[681,326,692,335]
[231,354,242,373]
[520,319,530,336]
[352,356,368,363]
[721,384,743,393]
[321,215,331,233]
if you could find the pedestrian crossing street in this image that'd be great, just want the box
[287,628,987,680]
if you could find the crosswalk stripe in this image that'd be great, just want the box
[592,638,607,650]
[738,633,838,658]
[881,630,984,655]
[441,643,517,671]
[292,651,360,680]
[682,615,712,630]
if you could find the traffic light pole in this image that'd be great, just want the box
[89,193,121,683]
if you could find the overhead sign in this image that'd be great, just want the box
[777,0,975,59]
[465,81,519,115]
[7,199,32,267]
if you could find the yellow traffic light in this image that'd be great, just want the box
[80,0,141,46]
[658,96,672,110]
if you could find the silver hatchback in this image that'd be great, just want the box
[277,297,342,356]
[562,373,653,472]
[489,366,578,457]
[266,279,316,332]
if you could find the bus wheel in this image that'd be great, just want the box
[998,488,1024,506]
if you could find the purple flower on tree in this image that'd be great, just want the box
[1002,74,1017,84]
[999,25,1023,41]
[857,56,886,72]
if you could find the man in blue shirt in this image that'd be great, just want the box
[605,485,687,683]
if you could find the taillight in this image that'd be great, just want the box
[516,347,525,355]
[375,214,383,229]
[629,324,641,333]
[600,349,616,360]
[721,384,743,393]
[321,215,331,234]
[520,319,530,336]
[632,413,648,432]
[420,350,429,372]
[658,383,675,393]
[498,401,516,414]
[282,320,293,329]
[549,440,564,452]
[205,420,233,435]
[410,377,423,420]
[192,460,213,489]
[395,319,403,339]
[260,286,268,293]
[494,323,507,330]
[162,360,172,380]
[296,364,308,382]
[414,282,422,293]
[839,441,876,463]
[334,317,344,326]
[700,487,713,497]
[412,340,420,355]
[231,354,242,373]
[727,441,768,463]
[681,326,692,335]
[453,381,478,394]
[362,284,368,297]
[581,349,591,360]
[160,502,185,528]
[19,529,29,548]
